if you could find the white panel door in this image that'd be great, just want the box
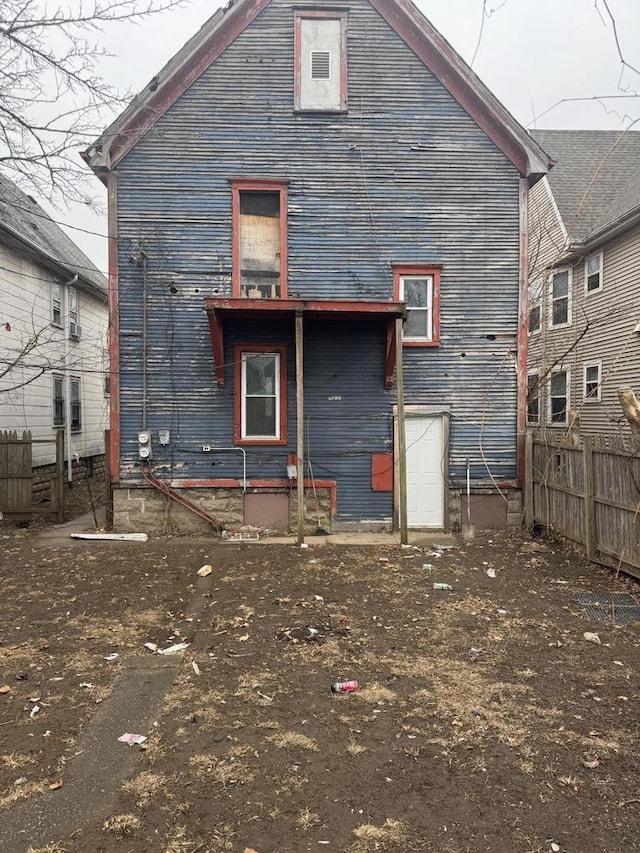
[405,415,444,528]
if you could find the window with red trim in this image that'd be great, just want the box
[393,266,440,346]
[231,179,288,299]
[234,344,287,445]
[294,10,347,112]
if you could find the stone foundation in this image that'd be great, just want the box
[113,486,332,535]
[33,454,106,501]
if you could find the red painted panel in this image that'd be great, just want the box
[372,453,393,491]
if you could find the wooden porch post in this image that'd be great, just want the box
[295,311,305,545]
[395,318,408,544]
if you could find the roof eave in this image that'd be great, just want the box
[0,223,107,297]
[565,204,640,259]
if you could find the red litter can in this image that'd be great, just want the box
[331,680,359,693]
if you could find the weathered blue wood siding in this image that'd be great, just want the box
[115,0,521,520]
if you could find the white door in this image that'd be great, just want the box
[405,415,444,528]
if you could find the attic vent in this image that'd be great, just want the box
[311,51,331,79]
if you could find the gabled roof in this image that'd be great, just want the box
[0,173,107,295]
[530,129,640,246]
[83,0,551,183]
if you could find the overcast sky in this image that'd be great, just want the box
[63,0,640,269]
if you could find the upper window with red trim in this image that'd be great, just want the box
[294,10,347,112]
[234,345,287,445]
[231,180,288,299]
[393,266,440,346]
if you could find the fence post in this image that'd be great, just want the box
[583,434,596,559]
[55,430,65,523]
[524,430,534,529]
[104,429,113,530]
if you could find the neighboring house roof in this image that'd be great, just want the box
[83,0,551,183]
[530,129,640,247]
[0,172,106,296]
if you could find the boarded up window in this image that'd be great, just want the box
[239,191,281,299]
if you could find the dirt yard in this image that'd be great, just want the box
[0,516,638,853]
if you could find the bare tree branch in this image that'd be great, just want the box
[0,0,186,205]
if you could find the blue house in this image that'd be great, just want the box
[84,0,550,535]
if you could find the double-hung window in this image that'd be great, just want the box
[52,282,62,326]
[528,278,542,334]
[234,345,287,445]
[70,378,81,432]
[549,370,569,425]
[583,362,601,402]
[527,372,540,425]
[585,252,603,294]
[231,180,287,299]
[550,269,571,328]
[394,266,440,346]
[53,375,65,427]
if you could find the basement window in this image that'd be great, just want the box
[294,10,347,112]
[231,180,287,299]
[234,345,287,445]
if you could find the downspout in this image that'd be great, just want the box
[63,274,79,484]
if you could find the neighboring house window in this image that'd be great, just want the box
[527,372,540,425]
[550,269,571,327]
[528,278,542,334]
[52,282,62,326]
[70,378,81,432]
[68,285,81,339]
[549,370,569,425]
[294,10,347,112]
[53,375,65,427]
[103,349,111,396]
[231,180,287,299]
[585,252,603,294]
[233,345,287,445]
[393,265,441,346]
[583,362,602,402]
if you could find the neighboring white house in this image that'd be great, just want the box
[0,174,108,474]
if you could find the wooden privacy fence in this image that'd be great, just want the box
[0,430,65,521]
[524,430,640,579]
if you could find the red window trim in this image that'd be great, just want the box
[230,179,288,299]
[233,344,288,446]
[294,9,348,113]
[393,264,441,347]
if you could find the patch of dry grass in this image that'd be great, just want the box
[347,740,367,755]
[102,813,141,837]
[26,844,67,853]
[122,770,168,807]
[0,779,46,810]
[189,746,254,787]
[235,671,275,707]
[355,683,397,704]
[296,807,321,830]
[267,731,319,751]
[0,752,36,770]
[351,818,407,851]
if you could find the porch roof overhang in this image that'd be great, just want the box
[204,297,406,389]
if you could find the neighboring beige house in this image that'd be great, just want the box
[527,129,640,434]
[0,174,108,478]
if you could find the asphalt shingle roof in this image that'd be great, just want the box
[0,173,106,294]
[530,129,640,244]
